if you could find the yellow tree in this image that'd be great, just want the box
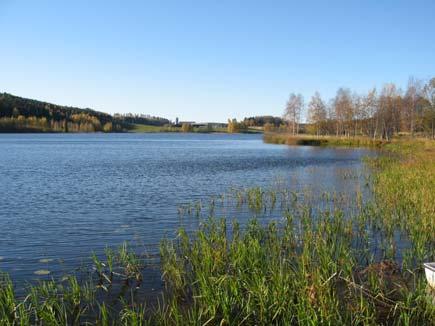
[181,123,193,132]
[227,119,239,133]
[284,93,303,135]
[308,92,327,136]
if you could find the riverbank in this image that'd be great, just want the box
[1,139,434,324]
[263,132,389,147]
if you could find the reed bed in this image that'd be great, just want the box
[1,139,434,325]
[263,133,388,147]
[157,139,435,325]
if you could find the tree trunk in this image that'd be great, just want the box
[432,118,434,139]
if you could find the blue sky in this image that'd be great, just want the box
[1,0,434,122]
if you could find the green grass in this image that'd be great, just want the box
[1,139,434,324]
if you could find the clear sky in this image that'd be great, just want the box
[1,0,434,122]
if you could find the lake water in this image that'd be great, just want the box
[0,133,373,292]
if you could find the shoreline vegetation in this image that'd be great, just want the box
[263,133,390,147]
[1,137,434,324]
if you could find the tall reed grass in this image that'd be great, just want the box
[263,133,388,147]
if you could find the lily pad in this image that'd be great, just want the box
[34,269,51,276]
[39,258,54,263]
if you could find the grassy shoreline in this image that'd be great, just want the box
[1,139,434,324]
[263,132,390,147]
[157,139,435,325]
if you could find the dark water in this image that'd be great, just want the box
[0,133,373,291]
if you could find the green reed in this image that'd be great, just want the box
[155,139,435,325]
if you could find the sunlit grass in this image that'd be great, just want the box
[263,133,388,147]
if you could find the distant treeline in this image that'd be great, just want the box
[0,93,119,132]
[0,93,170,133]
[113,113,170,126]
[282,77,435,139]
[243,116,284,127]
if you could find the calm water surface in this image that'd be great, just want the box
[0,133,373,291]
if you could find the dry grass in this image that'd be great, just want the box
[263,133,388,147]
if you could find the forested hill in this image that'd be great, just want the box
[0,93,118,132]
[0,93,170,132]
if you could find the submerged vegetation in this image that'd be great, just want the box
[0,139,434,324]
[0,243,147,325]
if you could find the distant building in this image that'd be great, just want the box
[175,117,179,125]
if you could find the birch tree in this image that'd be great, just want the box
[423,78,435,138]
[284,93,303,135]
[333,88,353,137]
[404,77,422,136]
[308,92,327,136]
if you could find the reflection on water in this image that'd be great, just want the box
[0,133,374,290]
